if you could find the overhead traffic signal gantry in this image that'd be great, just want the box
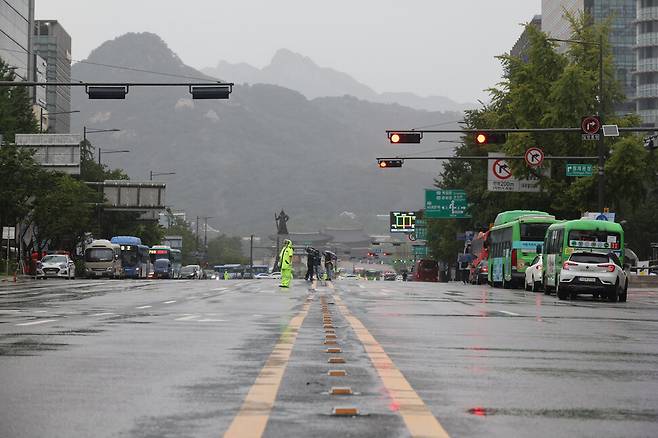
[389,132,422,144]
[378,159,403,168]
[474,131,507,145]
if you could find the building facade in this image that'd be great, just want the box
[511,15,543,62]
[541,0,637,116]
[635,0,658,125]
[33,20,72,133]
[0,0,34,80]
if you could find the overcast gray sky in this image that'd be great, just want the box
[36,0,541,103]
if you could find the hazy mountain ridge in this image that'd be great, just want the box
[202,48,475,112]
[71,32,463,235]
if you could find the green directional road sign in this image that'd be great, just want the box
[412,245,428,256]
[415,219,427,240]
[566,163,593,177]
[425,189,471,219]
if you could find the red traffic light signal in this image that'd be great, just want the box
[378,159,403,168]
[389,132,422,144]
[474,132,506,145]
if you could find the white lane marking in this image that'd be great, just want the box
[164,300,176,304]
[212,287,228,291]
[3,309,21,312]
[358,284,365,289]
[175,315,200,321]
[197,318,227,322]
[92,312,115,316]
[136,305,152,309]
[35,310,48,314]
[498,310,520,316]
[16,319,57,326]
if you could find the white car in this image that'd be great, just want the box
[524,254,543,292]
[36,254,76,279]
[270,271,282,279]
[254,273,272,279]
[557,251,628,302]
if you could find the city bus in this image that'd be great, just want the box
[84,239,121,278]
[110,236,151,279]
[488,211,557,288]
[542,219,624,294]
[149,245,182,279]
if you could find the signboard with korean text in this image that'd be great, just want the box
[566,163,593,177]
[487,152,549,192]
[425,189,471,219]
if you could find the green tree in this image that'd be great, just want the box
[166,215,200,264]
[427,14,658,261]
[0,145,43,234]
[206,235,247,265]
[31,173,96,253]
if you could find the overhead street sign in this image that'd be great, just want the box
[566,163,593,177]
[412,245,428,256]
[415,219,427,240]
[581,115,601,141]
[487,153,548,192]
[425,189,471,219]
[524,147,544,167]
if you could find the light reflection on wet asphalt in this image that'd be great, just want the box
[0,278,657,437]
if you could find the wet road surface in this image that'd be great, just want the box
[1,278,657,437]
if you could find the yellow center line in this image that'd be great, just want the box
[329,283,450,438]
[223,300,310,438]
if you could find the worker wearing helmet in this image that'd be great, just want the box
[279,239,294,288]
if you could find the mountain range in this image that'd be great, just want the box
[71,33,464,236]
[202,49,475,113]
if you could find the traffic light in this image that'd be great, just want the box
[474,131,507,145]
[644,135,657,151]
[389,132,422,144]
[378,159,403,168]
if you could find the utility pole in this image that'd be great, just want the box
[597,33,605,212]
[196,216,200,254]
[250,235,254,273]
[202,216,215,250]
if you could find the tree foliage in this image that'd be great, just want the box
[427,14,658,261]
[0,58,38,143]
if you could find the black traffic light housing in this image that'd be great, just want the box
[474,131,507,145]
[378,159,403,168]
[389,132,422,144]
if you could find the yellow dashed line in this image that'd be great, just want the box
[223,301,310,438]
[330,284,450,438]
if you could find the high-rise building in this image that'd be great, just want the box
[541,0,637,116]
[635,0,658,125]
[0,0,35,81]
[33,20,72,133]
[511,15,543,62]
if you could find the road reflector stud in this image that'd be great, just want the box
[325,329,336,334]
[328,369,347,376]
[325,334,337,339]
[332,407,359,416]
[326,347,342,353]
[328,357,346,364]
[324,324,334,329]
[324,340,338,345]
[330,386,353,395]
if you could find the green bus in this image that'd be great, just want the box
[488,210,558,288]
[542,219,624,293]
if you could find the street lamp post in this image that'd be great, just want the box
[98,148,130,165]
[83,126,120,142]
[149,171,176,180]
[548,36,605,211]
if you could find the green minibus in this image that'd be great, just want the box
[488,211,558,288]
[542,219,624,293]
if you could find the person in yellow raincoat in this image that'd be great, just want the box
[278,239,293,288]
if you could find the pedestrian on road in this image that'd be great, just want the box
[305,247,316,282]
[223,270,229,280]
[279,239,294,288]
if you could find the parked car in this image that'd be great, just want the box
[557,251,628,302]
[181,265,202,279]
[270,271,282,279]
[254,273,272,279]
[524,254,543,292]
[36,254,76,279]
[469,260,488,285]
[383,271,397,281]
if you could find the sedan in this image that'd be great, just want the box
[254,273,272,279]
[524,254,543,292]
[36,254,76,279]
[557,251,628,302]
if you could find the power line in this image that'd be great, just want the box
[0,46,216,83]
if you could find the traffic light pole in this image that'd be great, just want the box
[597,34,605,212]
[376,155,599,161]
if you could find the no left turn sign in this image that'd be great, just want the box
[524,147,544,167]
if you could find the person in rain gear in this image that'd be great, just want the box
[279,239,294,288]
[223,270,230,280]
